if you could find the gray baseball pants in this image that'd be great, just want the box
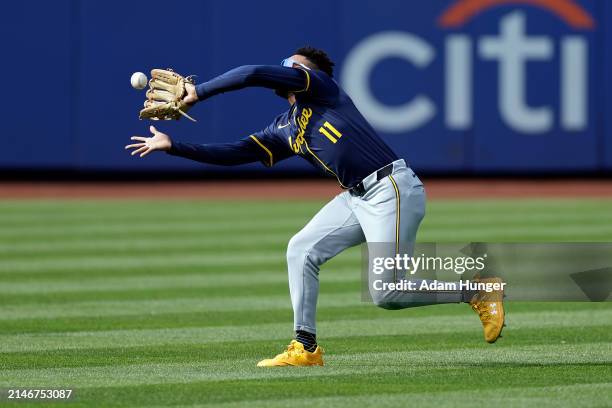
[287,159,462,334]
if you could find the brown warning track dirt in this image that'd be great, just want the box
[1,179,612,200]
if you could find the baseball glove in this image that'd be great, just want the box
[139,69,196,122]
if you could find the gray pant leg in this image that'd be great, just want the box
[353,167,462,309]
[287,192,365,334]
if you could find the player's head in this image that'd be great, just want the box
[278,46,335,103]
[292,46,335,77]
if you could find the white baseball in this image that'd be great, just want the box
[130,72,148,90]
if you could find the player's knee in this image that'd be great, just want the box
[370,290,402,310]
[287,232,309,266]
[287,231,323,269]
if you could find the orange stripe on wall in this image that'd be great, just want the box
[438,0,595,29]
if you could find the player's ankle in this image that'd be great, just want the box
[295,330,317,352]
[461,288,477,303]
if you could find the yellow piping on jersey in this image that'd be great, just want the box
[249,135,274,167]
[388,174,400,280]
[304,139,348,189]
[293,67,311,93]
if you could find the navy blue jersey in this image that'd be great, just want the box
[169,65,398,188]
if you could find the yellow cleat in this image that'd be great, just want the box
[469,277,505,343]
[257,340,324,367]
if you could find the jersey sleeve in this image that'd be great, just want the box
[195,65,339,105]
[248,121,295,167]
[167,120,294,167]
[167,137,266,166]
[292,67,339,105]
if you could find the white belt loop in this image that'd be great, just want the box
[392,159,406,174]
[360,159,406,191]
[361,170,378,191]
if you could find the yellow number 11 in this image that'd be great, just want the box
[319,121,343,144]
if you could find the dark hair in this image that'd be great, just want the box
[295,46,335,77]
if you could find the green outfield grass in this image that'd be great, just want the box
[0,198,611,407]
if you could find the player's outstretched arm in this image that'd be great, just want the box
[125,126,277,166]
[195,65,308,101]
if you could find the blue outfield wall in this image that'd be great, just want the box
[1,0,610,174]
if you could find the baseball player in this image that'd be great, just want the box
[125,46,505,367]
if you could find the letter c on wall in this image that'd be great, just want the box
[341,31,436,133]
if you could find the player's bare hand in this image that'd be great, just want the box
[125,126,172,157]
[182,82,198,105]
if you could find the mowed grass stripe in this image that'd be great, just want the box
[1,197,609,214]
[0,292,360,320]
[2,198,610,230]
[2,231,610,262]
[0,280,360,307]
[0,253,360,282]
[4,325,611,370]
[0,244,288,262]
[0,219,304,240]
[3,211,611,246]
[1,309,610,352]
[0,343,609,388]
[419,223,612,235]
[0,200,322,217]
[0,251,289,273]
[4,211,612,256]
[424,211,612,227]
[181,383,612,408]
[4,231,612,274]
[0,234,293,257]
[418,227,612,241]
[0,268,361,295]
[0,244,359,280]
[0,213,304,234]
[0,208,317,227]
[0,276,361,305]
[425,198,612,213]
[4,204,611,228]
[23,368,612,407]
[49,369,612,407]
[3,302,605,335]
[0,229,287,245]
[0,258,359,278]
[3,201,610,229]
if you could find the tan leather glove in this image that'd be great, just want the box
[139,69,196,122]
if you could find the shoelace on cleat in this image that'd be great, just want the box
[277,341,304,359]
[471,302,493,322]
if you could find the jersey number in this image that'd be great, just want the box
[318,121,342,144]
